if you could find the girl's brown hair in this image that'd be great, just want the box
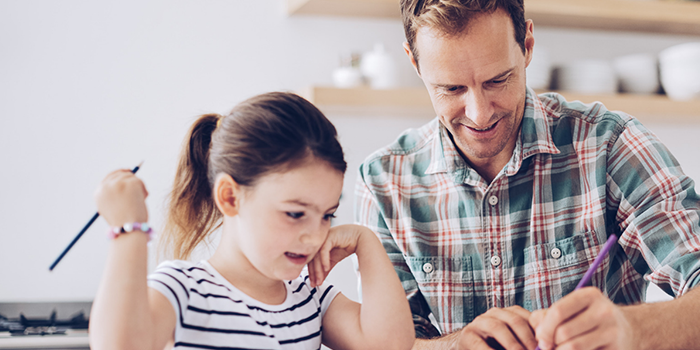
[161,92,346,260]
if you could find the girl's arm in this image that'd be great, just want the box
[88,170,176,350]
[311,224,415,350]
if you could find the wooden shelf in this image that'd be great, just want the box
[286,0,400,18]
[301,86,700,123]
[300,86,434,118]
[286,0,700,36]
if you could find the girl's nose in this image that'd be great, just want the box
[299,222,328,246]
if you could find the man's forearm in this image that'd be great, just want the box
[623,286,700,350]
[413,332,460,350]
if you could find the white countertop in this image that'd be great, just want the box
[0,330,89,349]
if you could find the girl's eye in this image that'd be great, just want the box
[286,212,304,219]
[323,213,337,221]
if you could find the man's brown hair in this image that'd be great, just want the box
[401,0,526,70]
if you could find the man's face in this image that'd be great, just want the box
[408,9,534,169]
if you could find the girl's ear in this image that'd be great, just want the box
[213,173,240,217]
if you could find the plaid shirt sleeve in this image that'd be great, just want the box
[354,165,442,338]
[607,116,700,296]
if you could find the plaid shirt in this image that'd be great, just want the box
[354,88,700,338]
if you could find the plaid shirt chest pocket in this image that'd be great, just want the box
[405,256,474,333]
[522,232,602,311]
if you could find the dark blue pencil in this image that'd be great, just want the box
[48,162,143,271]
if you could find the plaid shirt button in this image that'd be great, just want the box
[551,247,562,259]
[488,195,498,206]
[490,256,501,267]
[422,263,434,274]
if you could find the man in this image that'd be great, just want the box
[354,0,700,349]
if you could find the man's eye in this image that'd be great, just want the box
[447,86,462,92]
[323,213,337,221]
[286,212,304,219]
[491,78,507,85]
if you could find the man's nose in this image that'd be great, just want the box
[464,89,495,127]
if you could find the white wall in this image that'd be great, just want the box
[1,0,698,304]
[0,0,418,302]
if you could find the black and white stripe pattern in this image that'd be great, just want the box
[147,260,339,350]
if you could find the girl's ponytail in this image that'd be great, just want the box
[161,113,222,260]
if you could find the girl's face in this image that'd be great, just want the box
[232,158,344,282]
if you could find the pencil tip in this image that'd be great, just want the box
[137,160,144,168]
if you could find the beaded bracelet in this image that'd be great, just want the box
[108,222,153,241]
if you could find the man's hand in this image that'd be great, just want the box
[450,305,538,350]
[529,287,635,350]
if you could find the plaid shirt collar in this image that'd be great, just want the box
[425,87,561,186]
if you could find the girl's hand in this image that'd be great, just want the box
[307,224,371,287]
[94,169,149,229]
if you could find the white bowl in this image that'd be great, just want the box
[557,60,617,94]
[659,42,700,101]
[659,42,700,66]
[613,53,659,94]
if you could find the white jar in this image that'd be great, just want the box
[332,66,363,88]
[360,43,399,89]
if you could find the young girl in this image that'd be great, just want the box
[88,92,414,350]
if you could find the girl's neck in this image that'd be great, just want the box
[208,235,287,305]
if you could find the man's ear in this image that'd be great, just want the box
[403,41,420,76]
[213,173,240,217]
[524,19,535,68]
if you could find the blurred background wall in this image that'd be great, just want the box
[1,0,698,304]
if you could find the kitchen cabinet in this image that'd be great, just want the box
[301,86,700,123]
[291,0,700,122]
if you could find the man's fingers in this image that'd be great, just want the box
[535,287,599,349]
[553,325,607,350]
[505,305,532,320]
[483,308,537,349]
[552,302,603,345]
[501,307,538,349]
[454,331,506,350]
[469,316,527,350]
[529,309,546,331]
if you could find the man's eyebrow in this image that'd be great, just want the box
[489,67,515,81]
[432,67,516,89]
[434,83,463,89]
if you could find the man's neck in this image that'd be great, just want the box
[469,162,502,184]
[457,146,513,184]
